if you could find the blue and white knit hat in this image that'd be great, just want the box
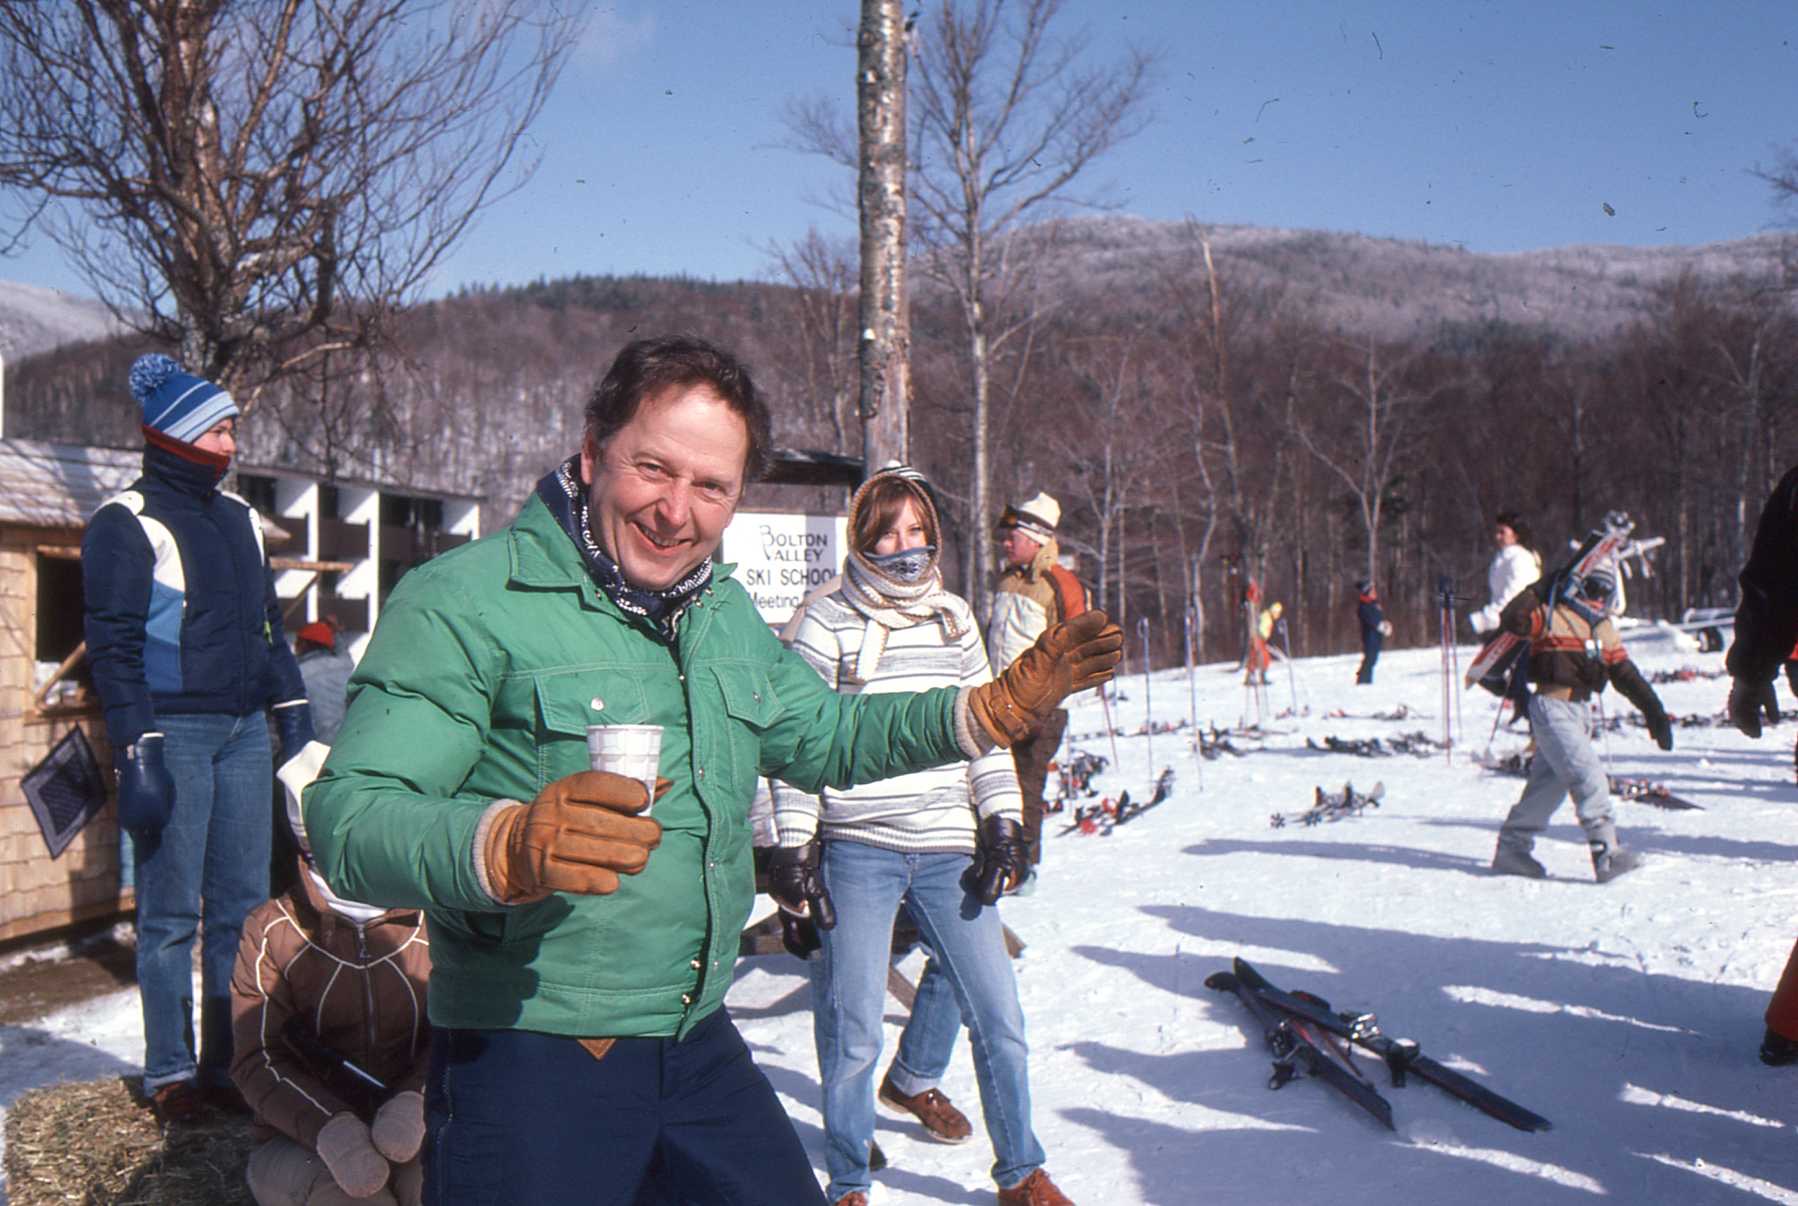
[128,353,239,444]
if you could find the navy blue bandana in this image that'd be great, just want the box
[536,456,712,640]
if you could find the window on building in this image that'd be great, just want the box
[35,553,94,707]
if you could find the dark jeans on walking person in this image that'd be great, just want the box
[422,1010,826,1205]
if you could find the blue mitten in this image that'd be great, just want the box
[116,735,175,837]
[274,703,315,766]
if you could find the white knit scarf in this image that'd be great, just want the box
[839,550,968,682]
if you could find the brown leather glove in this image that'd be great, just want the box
[482,772,665,905]
[967,610,1124,748]
[316,1112,390,1198]
[370,1089,426,1164]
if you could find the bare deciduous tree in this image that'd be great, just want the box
[0,0,577,406]
[766,227,858,452]
[909,0,1153,615]
[1291,337,1442,585]
[857,0,911,468]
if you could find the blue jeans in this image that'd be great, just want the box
[810,841,1043,1199]
[423,1010,826,1205]
[890,953,965,1094]
[134,711,271,1091]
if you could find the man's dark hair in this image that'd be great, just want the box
[584,335,772,481]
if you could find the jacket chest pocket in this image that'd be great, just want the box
[702,663,785,810]
[519,671,651,790]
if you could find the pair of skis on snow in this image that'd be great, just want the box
[1058,768,1175,835]
[1269,781,1384,829]
[1206,956,1552,1133]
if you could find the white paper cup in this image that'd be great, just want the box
[586,724,663,809]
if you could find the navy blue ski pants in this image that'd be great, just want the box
[422,1008,827,1205]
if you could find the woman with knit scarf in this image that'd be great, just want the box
[769,466,1072,1206]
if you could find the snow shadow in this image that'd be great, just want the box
[1066,905,1793,1203]
[1183,837,1490,876]
[0,1023,139,1111]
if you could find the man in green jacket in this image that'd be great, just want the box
[304,335,1121,1206]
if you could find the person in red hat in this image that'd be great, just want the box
[294,620,353,745]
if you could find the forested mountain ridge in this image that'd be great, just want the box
[5,216,1793,662]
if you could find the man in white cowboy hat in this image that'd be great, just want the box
[988,491,1090,876]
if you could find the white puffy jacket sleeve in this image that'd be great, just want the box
[1469,544,1543,634]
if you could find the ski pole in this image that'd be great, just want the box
[1278,617,1299,715]
[1138,618,1154,795]
[1097,681,1123,776]
[1438,580,1452,759]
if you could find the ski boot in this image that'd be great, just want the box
[1491,844,1547,879]
[1589,839,1643,883]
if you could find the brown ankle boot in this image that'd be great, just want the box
[878,1073,972,1143]
[997,1168,1073,1205]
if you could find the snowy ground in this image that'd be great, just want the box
[4,638,1797,1205]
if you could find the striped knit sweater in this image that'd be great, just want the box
[771,589,1022,853]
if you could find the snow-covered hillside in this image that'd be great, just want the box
[4,638,1795,1205]
[0,281,120,362]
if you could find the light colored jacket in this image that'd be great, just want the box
[1470,543,1543,634]
[987,537,1087,672]
[772,588,1022,853]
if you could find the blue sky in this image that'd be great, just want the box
[4,1,1796,299]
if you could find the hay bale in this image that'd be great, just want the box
[3,1076,255,1205]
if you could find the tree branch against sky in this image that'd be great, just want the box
[907,0,1154,612]
[0,0,578,407]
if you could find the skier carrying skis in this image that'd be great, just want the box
[1354,579,1388,685]
[1721,461,1798,1064]
[1468,511,1543,718]
[1491,565,1673,882]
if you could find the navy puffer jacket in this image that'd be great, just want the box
[81,442,307,748]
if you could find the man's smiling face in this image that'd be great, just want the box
[579,383,749,590]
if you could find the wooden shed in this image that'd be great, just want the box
[0,438,480,946]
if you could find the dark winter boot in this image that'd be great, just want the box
[1760,1027,1798,1067]
[1491,845,1546,879]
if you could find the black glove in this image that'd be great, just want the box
[967,815,1030,905]
[274,703,316,764]
[1646,710,1674,752]
[1729,678,1766,739]
[116,734,175,838]
[766,841,835,931]
[777,910,821,959]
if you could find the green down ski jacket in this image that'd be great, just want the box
[305,492,967,1040]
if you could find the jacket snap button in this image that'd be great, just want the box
[681,993,693,1005]
[590,696,604,710]
[752,692,761,702]
[697,767,704,778]
[689,958,702,970]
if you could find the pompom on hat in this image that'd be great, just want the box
[997,490,1060,544]
[129,353,239,445]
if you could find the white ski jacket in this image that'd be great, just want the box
[1469,543,1543,635]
